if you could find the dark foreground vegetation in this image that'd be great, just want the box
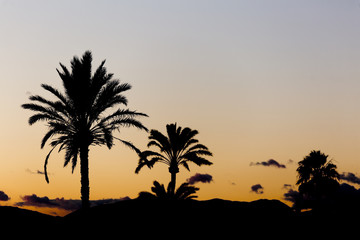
[1,198,358,236]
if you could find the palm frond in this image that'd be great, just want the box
[41,129,57,149]
[22,103,66,124]
[180,153,213,166]
[90,123,114,149]
[41,84,69,106]
[180,161,190,171]
[151,181,167,199]
[44,146,57,183]
[148,129,171,154]
[28,95,69,117]
[99,109,148,126]
[135,150,168,174]
[174,182,199,200]
[28,113,56,125]
[109,118,148,132]
[91,80,131,118]
[113,137,141,155]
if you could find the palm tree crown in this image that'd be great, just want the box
[136,123,212,194]
[22,51,148,208]
[296,150,339,199]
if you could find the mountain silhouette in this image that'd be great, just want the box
[0,205,59,231]
[1,198,357,236]
[63,198,294,236]
[65,198,293,221]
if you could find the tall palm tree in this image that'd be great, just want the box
[296,150,339,204]
[135,123,213,195]
[138,180,199,200]
[22,51,148,209]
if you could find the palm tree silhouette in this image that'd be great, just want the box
[135,123,212,195]
[296,150,339,208]
[22,51,148,209]
[138,180,199,200]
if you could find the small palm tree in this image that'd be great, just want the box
[135,123,212,195]
[22,51,148,209]
[138,181,199,200]
[296,150,339,205]
[174,182,199,200]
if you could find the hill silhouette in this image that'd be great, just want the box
[0,205,59,231]
[1,199,291,229]
[65,198,293,221]
[1,198,357,236]
[63,198,296,236]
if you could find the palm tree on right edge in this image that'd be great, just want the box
[296,150,339,210]
[135,123,213,196]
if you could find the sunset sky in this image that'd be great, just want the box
[1,0,360,216]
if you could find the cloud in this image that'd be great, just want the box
[340,172,360,185]
[281,185,309,211]
[250,184,264,194]
[15,194,130,211]
[187,173,213,184]
[91,197,131,207]
[283,188,300,203]
[26,168,45,175]
[0,191,10,201]
[250,159,286,169]
[15,194,59,208]
[282,184,293,189]
[282,184,298,203]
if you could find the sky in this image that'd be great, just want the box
[1,0,360,216]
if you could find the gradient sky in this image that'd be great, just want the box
[1,0,360,215]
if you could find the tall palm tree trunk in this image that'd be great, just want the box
[170,172,176,196]
[80,145,90,209]
[168,165,179,196]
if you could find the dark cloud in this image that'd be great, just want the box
[283,188,300,203]
[91,197,131,207]
[0,191,10,201]
[340,172,360,185]
[282,184,293,189]
[250,159,286,169]
[250,184,264,194]
[26,168,45,175]
[53,198,82,211]
[15,194,130,211]
[15,194,59,208]
[287,159,295,165]
[282,184,308,211]
[187,173,213,184]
